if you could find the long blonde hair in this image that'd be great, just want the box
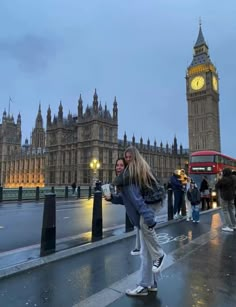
[124,146,157,188]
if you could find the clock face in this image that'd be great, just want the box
[191,76,205,90]
[212,76,218,91]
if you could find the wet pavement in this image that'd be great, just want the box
[0,208,236,307]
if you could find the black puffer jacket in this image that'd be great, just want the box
[215,168,236,201]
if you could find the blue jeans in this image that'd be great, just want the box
[192,204,200,221]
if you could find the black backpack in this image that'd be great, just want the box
[142,178,166,204]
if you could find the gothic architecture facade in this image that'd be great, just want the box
[186,24,221,153]
[0,89,188,187]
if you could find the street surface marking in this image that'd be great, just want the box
[0,226,4,229]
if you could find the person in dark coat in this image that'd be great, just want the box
[187,180,201,222]
[200,176,210,210]
[215,168,236,232]
[170,170,184,219]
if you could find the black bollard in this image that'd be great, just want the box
[0,186,2,202]
[125,213,134,232]
[88,186,92,199]
[18,186,22,201]
[36,186,40,201]
[40,193,56,256]
[91,190,103,241]
[65,186,68,198]
[168,188,173,220]
[77,186,81,198]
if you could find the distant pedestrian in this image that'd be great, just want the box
[187,180,201,223]
[71,182,76,195]
[170,170,184,219]
[215,168,236,232]
[200,176,210,210]
[113,146,166,297]
[185,177,192,221]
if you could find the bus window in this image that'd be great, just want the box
[191,155,214,163]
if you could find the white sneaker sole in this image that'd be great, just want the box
[126,290,148,296]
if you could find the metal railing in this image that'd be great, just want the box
[0,186,92,202]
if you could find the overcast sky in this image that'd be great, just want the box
[0,0,236,157]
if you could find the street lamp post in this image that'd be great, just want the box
[90,159,100,186]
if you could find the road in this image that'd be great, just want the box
[0,198,168,252]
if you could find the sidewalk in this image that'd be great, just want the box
[0,208,235,307]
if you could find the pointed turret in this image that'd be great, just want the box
[17,113,21,125]
[32,104,45,149]
[132,134,135,145]
[124,132,127,146]
[47,106,51,127]
[58,101,63,122]
[173,135,177,154]
[35,104,43,129]
[93,89,98,114]
[113,96,118,120]
[78,94,83,118]
[140,137,143,147]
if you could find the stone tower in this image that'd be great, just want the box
[0,110,22,185]
[186,24,221,153]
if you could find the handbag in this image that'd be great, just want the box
[142,180,166,204]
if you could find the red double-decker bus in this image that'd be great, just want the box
[189,150,236,198]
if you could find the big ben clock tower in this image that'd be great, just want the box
[186,24,221,153]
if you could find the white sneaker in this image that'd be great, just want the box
[222,226,234,232]
[174,214,179,220]
[130,249,141,256]
[126,285,148,296]
[186,218,190,222]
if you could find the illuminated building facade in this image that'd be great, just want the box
[0,89,188,187]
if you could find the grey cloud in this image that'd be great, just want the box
[0,34,59,74]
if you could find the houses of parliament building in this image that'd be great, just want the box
[0,24,221,188]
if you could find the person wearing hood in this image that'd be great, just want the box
[215,168,236,232]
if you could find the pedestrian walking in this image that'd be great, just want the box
[71,182,76,195]
[170,170,184,219]
[113,146,166,296]
[200,176,210,210]
[215,168,236,232]
[187,180,201,223]
[185,177,192,221]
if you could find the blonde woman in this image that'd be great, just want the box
[113,146,166,296]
